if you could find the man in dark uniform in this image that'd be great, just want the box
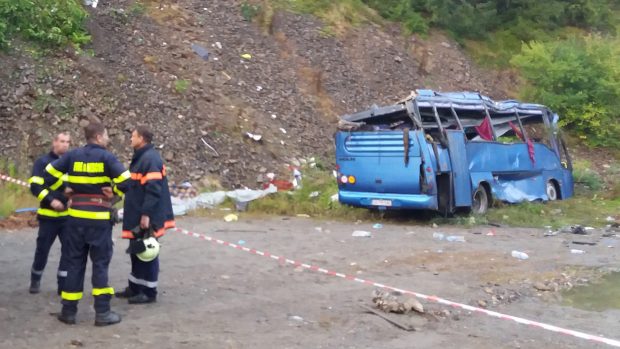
[43,122,130,326]
[116,125,175,304]
[28,132,71,294]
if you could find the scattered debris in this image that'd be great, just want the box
[372,223,383,229]
[570,249,586,254]
[372,289,424,314]
[70,339,84,347]
[432,232,445,240]
[352,230,372,238]
[560,225,587,235]
[245,132,262,141]
[288,315,304,322]
[511,250,529,260]
[296,214,311,218]
[279,127,287,134]
[191,43,210,61]
[445,235,465,242]
[237,240,246,245]
[572,240,596,246]
[240,53,252,60]
[200,137,220,157]
[606,216,616,222]
[330,193,339,202]
[308,191,320,198]
[359,304,416,331]
[224,214,238,222]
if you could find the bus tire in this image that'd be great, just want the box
[472,184,489,215]
[546,180,559,201]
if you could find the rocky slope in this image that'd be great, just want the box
[0,0,513,188]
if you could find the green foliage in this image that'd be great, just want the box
[361,0,617,39]
[0,0,91,49]
[268,0,382,33]
[572,160,604,192]
[241,1,261,21]
[511,35,620,147]
[174,79,190,94]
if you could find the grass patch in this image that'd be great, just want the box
[174,79,190,94]
[263,0,383,36]
[0,161,37,218]
[487,196,620,229]
[246,168,377,220]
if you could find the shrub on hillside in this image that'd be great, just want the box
[0,0,90,48]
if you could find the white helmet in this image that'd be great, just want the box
[137,237,160,262]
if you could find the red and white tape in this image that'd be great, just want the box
[174,227,620,348]
[0,173,29,187]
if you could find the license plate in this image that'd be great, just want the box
[371,199,392,207]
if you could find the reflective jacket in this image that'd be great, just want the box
[43,143,130,226]
[122,144,175,239]
[29,151,68,220]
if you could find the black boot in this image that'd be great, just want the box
[128,293,156,304]
[94,311,122,326]
[57,311,76,325]
[29,280,41,294]
[115,287,134,298]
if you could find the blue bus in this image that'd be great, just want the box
[335,90,574,215]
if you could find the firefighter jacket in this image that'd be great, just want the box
[29,151,68,220]
[43,143,130,226]
[121,144,175,239]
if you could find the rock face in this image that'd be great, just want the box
[0,0,510,187]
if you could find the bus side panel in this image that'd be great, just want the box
[466,142,565,203]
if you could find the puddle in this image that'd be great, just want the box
[562,272,620,311]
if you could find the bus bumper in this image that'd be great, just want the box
[338,191,438,210]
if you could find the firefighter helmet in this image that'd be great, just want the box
[136,237,160,262]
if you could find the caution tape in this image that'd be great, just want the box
[0,173,29,188]
[173,227,620,348]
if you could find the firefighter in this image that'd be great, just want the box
[43,122,130,326]
[115,125,175,304]
[28,132,71,295]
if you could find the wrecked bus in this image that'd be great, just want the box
[335,90,574,215]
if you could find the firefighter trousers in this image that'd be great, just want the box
[128,252,159,298]
[60,219,114,314]
[30,218,67,292]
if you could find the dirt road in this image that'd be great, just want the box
[1,216,619,348]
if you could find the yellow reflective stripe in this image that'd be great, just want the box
[61,291,83,301]
[37,208,69,217]
[113,185,124,196]
[92,287,115,296]
[45,164,64,179]
[68,208,110,220]
[28,176,44,185]
[37,189,49,201]
[113,170,131,184]
[50,178,63,190]
[66,175,111,184]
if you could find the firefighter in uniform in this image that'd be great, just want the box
[28,132,71,294]
[116,126,175,304]
[43,122,130,326]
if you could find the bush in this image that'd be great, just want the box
[511,35,620,148]
[0,0,90,49]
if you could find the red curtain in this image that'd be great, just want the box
[475,117,493,141]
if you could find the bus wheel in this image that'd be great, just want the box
[472,185,489,215]
[546,180,558,201]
